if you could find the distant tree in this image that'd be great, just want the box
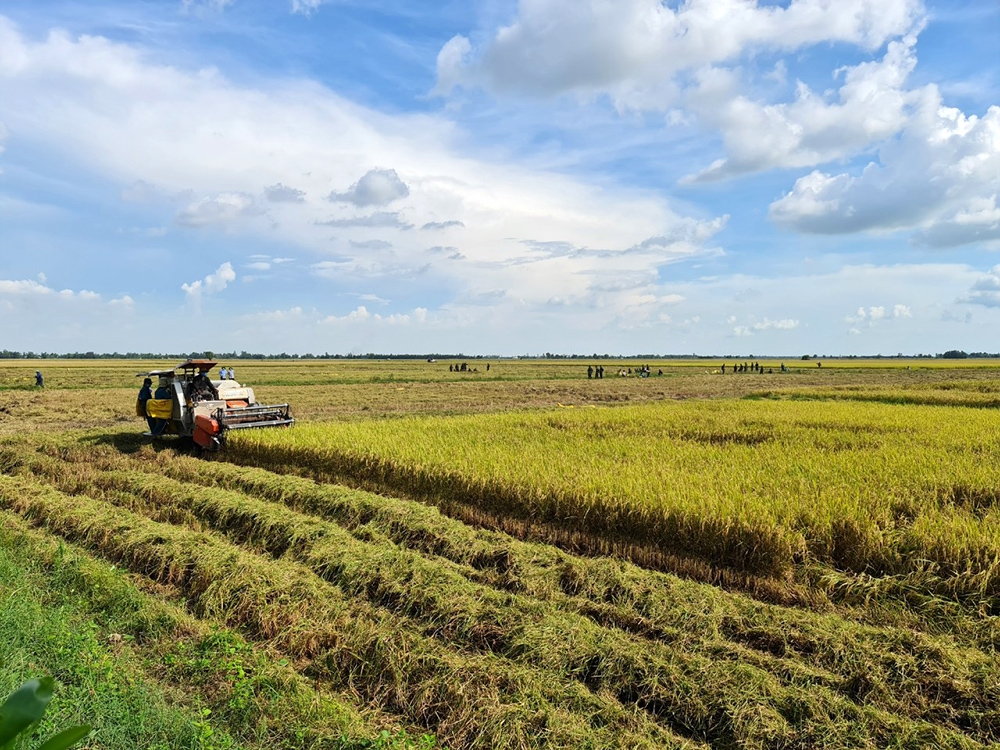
[942,350,969,359]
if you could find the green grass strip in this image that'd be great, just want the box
[0,514,233,750]
[0,512,434,750]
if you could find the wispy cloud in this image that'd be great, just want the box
[290,0,325,15]
[176,193,261,228]
[317,212,414,229]
[421,220,464,230]
[264,183,306,203]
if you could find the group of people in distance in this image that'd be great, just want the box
[721,361,787,374]
[588,365,663,379]
[219,366,236,380]
[449,362,490,373]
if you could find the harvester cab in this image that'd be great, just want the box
[138,360,293,450]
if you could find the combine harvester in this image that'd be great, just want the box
[139,359,293,450]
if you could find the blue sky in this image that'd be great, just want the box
[0,0,998,355]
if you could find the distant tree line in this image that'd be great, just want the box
[938,350,1000,359]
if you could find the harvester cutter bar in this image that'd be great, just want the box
[223,418,295,430]
[216,403,294,430]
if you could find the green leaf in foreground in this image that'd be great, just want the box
[35,725,92,750]
[0,677,54,747]
[0,677,90,750]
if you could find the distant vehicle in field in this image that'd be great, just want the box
[137,359,293,450]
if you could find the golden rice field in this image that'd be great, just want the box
[2,358,1000,749]
[230,398,1000,594]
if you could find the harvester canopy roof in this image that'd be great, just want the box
[135,359,219,378]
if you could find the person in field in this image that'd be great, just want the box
[587,366,593,379]
[34,371,43,387]
[151,377,172,435]
[191,371,218,403]
[138,377,155,433]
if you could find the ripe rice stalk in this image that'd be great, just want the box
[226,399,1000,604]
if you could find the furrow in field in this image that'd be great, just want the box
[77,471,855,687]
[10,442,1000,746]
[0,473,706,750]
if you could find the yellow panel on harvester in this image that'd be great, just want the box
[145,399,173,419]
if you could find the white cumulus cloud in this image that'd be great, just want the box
[685,38,919,181]
[769,93,1000,246]
[436,0,923,107]
[182,262,236,297]
[845,303,914,327]
[961,265,1000,308]
[0,279,51,295]
[329,168,409,207]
